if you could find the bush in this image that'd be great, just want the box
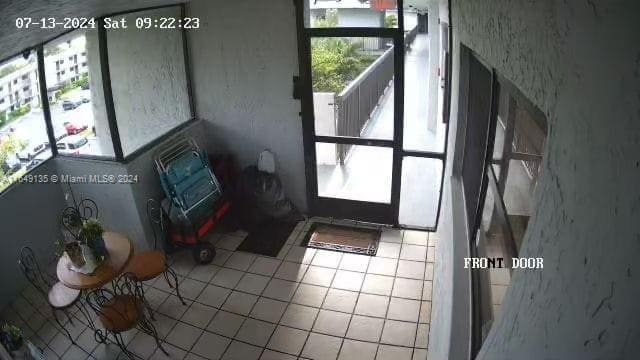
[311,38,376,93]
[7,105,30,121]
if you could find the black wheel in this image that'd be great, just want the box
[192,241,215,264]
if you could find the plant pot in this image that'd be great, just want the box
[80,244,98,272]
[65,242,85,268]
[91,235,108,259]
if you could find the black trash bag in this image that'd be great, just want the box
[236,166,301,231]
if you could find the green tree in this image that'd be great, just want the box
[311,39,376,93]
[0,134,27,180]
[385,15,398,28]
[314,9,338,28]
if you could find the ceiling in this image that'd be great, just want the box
[0,0,186,62]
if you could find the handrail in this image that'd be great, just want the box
[338,45,394,99]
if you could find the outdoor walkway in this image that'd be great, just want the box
[318,34,447,228]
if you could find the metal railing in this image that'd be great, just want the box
[334,45,394,163]
[333,26,419,164]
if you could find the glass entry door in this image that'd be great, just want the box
[304,32,402,224]
[295,0,447,228]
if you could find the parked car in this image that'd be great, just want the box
[17,142,49,161]
[57,135,89,155]
[2,155,21,175]
[63,121,88,135]
[81,96,90,103]
[26,150,51,171]
[62,100,82,110]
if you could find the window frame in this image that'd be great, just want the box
[0,3,196,196]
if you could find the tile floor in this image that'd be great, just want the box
[2,219,438,360]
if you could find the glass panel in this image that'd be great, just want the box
[316,143,392,203]
[399,157,442,228]
[107,6,191,156]
[0,51,52,191]
[402,11,446,153]
[44,29,114,157]
[494,93,546,250]
[475,177,513,340]
[312,37,394,142]
[306,0,398,28]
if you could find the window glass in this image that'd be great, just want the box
[306,0,398,28]
[107,6,191,157]
[44,29,114,157]
[311,37,394,141]
[0,51,52,191]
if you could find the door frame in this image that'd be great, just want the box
[293,0,449,230]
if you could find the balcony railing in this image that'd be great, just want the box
[333,26,419,164]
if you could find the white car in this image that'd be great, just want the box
[56,135,89,155]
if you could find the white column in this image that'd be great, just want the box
[427,1,440,132]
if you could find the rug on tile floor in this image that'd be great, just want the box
[236,218,299,257]
[300,222,380,256]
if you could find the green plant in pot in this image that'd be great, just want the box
[0,323,23,351]
[80,218,107,261]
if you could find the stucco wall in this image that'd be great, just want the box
[0,161,66,309]
[186,0,308,211]
[452,0,640,358]
[106,6,191,156]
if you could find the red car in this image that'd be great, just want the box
[63,122,88,135]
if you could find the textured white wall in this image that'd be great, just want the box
[107,6,191,156]
[450,0,640,358]
[187,0,308,211]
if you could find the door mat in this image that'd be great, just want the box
[301,222,380,256]
[237,219,299,257]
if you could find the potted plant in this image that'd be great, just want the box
[0,323,23,351]
[80,218,107,260]
[64,241,85,268]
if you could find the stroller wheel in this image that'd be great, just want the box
[193,241,215,264]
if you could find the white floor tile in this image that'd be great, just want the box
[338,339,378,360]
[381,320,417,347]
[376,345,413,360]
[403,231,428,246]
[361,274,395,296]
[345,315,384,342]
[377,242,401,258]
[211,268,245,289]
[235,318,276,347]
[331,270,364,291]
[235,273,270,295]
[207,310,245,337]
[262,278,299,302]
[311,250,343,268]
[250,297,288,323]
[222,291,258,315]
[225,252,257,271]
[338,253,370,272]
[302,266,336,287]
[279,304,319,330]
[223,340,262,360]
[301,332,342,360]
[191,331,231,359]
[267,325,309,356]
[387,298,421,322]
[197,284,232,308]
[322,288,358,313]
[292,283,328,307]
[367,258,398,276]
[354,293,389,317]
[181,302,218,329]
[166,321,203,350]
[399,245,427,262]
[274,261,308,282]
[313,309,351,337]
[392,278,423,300]
[248,257,282,277]
[396,260,426,280]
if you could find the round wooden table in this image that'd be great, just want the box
[57,232,134,290]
